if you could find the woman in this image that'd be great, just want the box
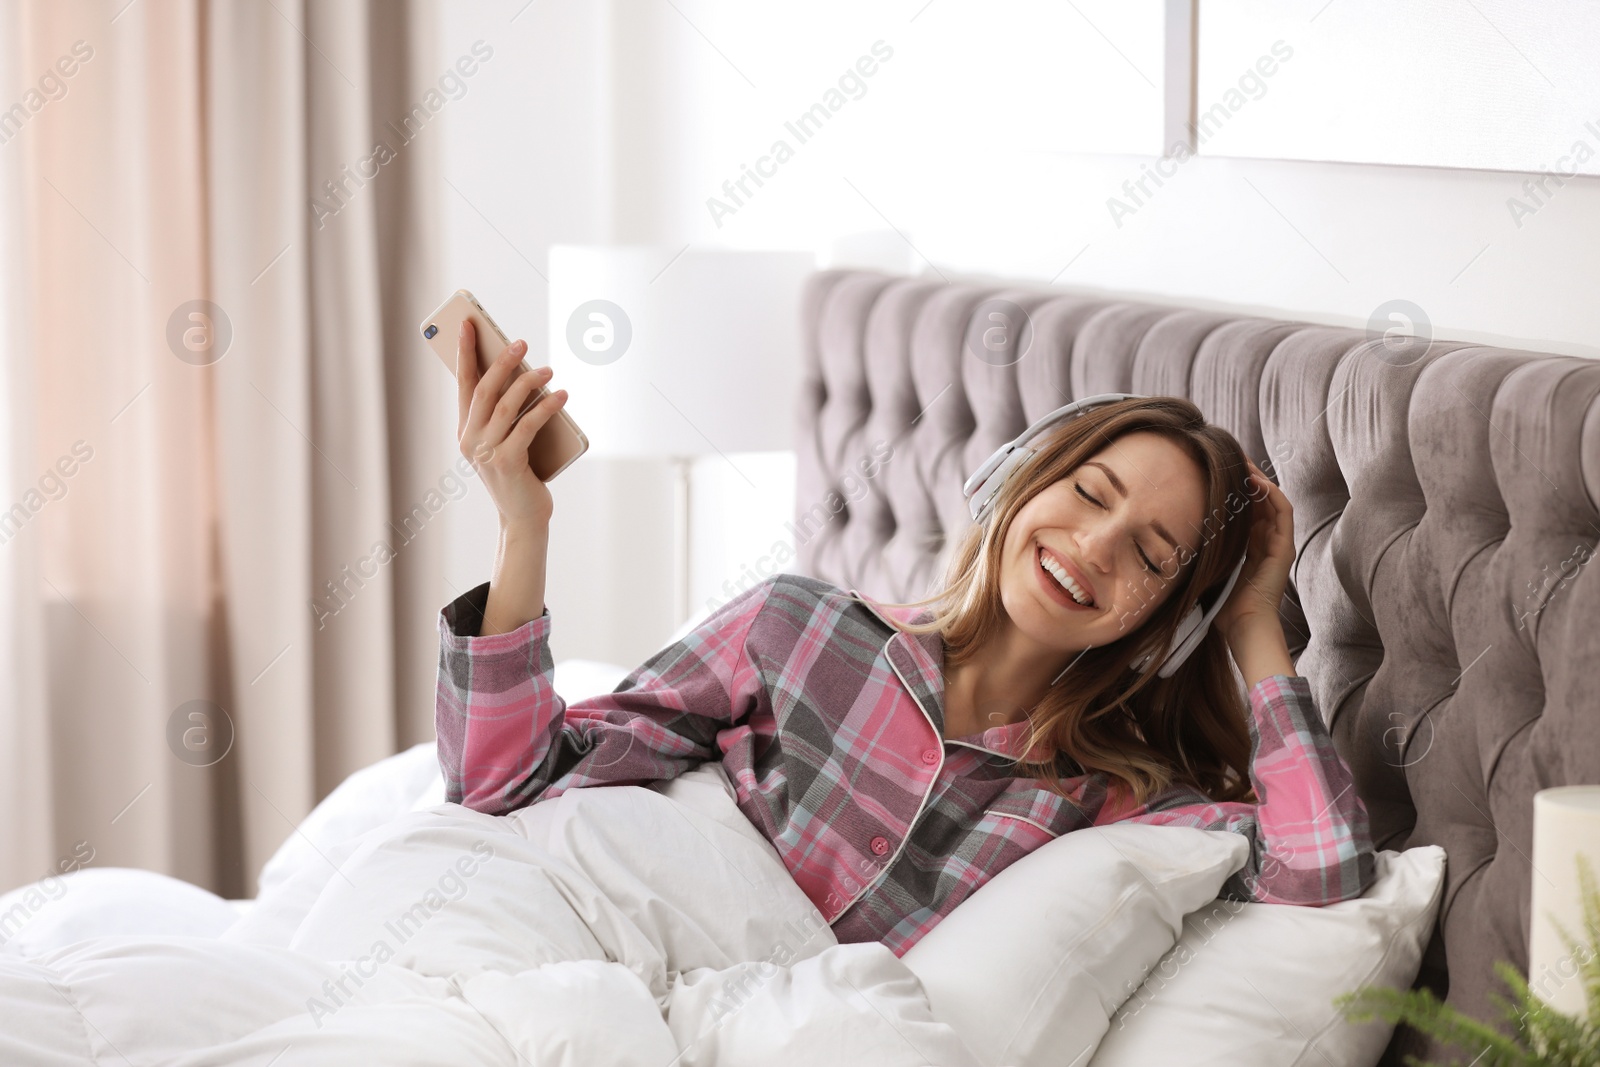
[435,321,1376,958]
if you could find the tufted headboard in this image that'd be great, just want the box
[792,268,1600,1063]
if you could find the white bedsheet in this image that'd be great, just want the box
[0,762,984,1066]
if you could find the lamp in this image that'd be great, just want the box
[1528,785,1600,1018]
[547,245,816,627]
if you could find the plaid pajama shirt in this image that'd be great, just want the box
[435,572,1376,958]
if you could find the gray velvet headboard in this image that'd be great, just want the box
[792,268,1600,1063]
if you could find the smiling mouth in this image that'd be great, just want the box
[1037,545,1096,608]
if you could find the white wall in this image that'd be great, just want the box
[1198,0,1600,175]
[441,0,1600,670]
[437,0,680,668]
[605,0,1600,356]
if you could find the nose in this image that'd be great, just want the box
[1073,515,1119,578]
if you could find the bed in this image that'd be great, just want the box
[0,268,1593,1065]
[792,268,1600,1064]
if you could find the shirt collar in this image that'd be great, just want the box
[846,588,1053,763]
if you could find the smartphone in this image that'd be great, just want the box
[420,289,589,482]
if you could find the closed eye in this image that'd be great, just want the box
[1075,481,1160,575]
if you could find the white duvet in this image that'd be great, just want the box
[0,762,984,1066]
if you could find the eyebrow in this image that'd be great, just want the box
[1082,460,1183,553]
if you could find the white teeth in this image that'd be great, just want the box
[1039,550,1092,606]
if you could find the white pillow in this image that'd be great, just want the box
[253,742,444,894]
[229,657,632,944]
[1089,846,1447,1067]
[0,867,240,958]
[900,824,1250,1067]
[256,658,631,895]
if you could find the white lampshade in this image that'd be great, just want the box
[1529,786,1600,1018]
[547,245,816,458]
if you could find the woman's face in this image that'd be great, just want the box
[999,431,1209,656]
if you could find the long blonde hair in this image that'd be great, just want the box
[891,396,1259,810]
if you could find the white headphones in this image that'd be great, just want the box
[959,392,1246,679]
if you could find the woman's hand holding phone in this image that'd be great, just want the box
[455,317,569,635]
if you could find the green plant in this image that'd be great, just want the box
[1335,855,1600,1067]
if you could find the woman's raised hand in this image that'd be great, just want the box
[455,318,565,635]
[455,317,569,534]
[1215,457,1295,641]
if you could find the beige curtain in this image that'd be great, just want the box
[0,0,444,899]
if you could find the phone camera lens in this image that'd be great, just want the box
[424,324,438,339]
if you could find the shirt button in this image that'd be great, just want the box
[921,749,940,765]
[870,836,890,855]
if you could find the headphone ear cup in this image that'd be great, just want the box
[1129,603,1201,677]
[961,446,1010,502]
[1154,604,1205,678]
[968,447,1035,524]
[962,393,1141,523]
[1147,556,1247,678]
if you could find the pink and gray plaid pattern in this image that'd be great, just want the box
[435,573,1375,957]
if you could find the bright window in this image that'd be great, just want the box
[1196,0,1600,175]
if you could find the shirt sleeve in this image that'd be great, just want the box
[434,579,772,816]
[1096,673,1377,906]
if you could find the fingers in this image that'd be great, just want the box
[1244,458,1292,513]
[1246,460,1296,555]
[463,335,530,437]
[500,387,570,466]
[1238,459,1294,559]
[484,365,553,446]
